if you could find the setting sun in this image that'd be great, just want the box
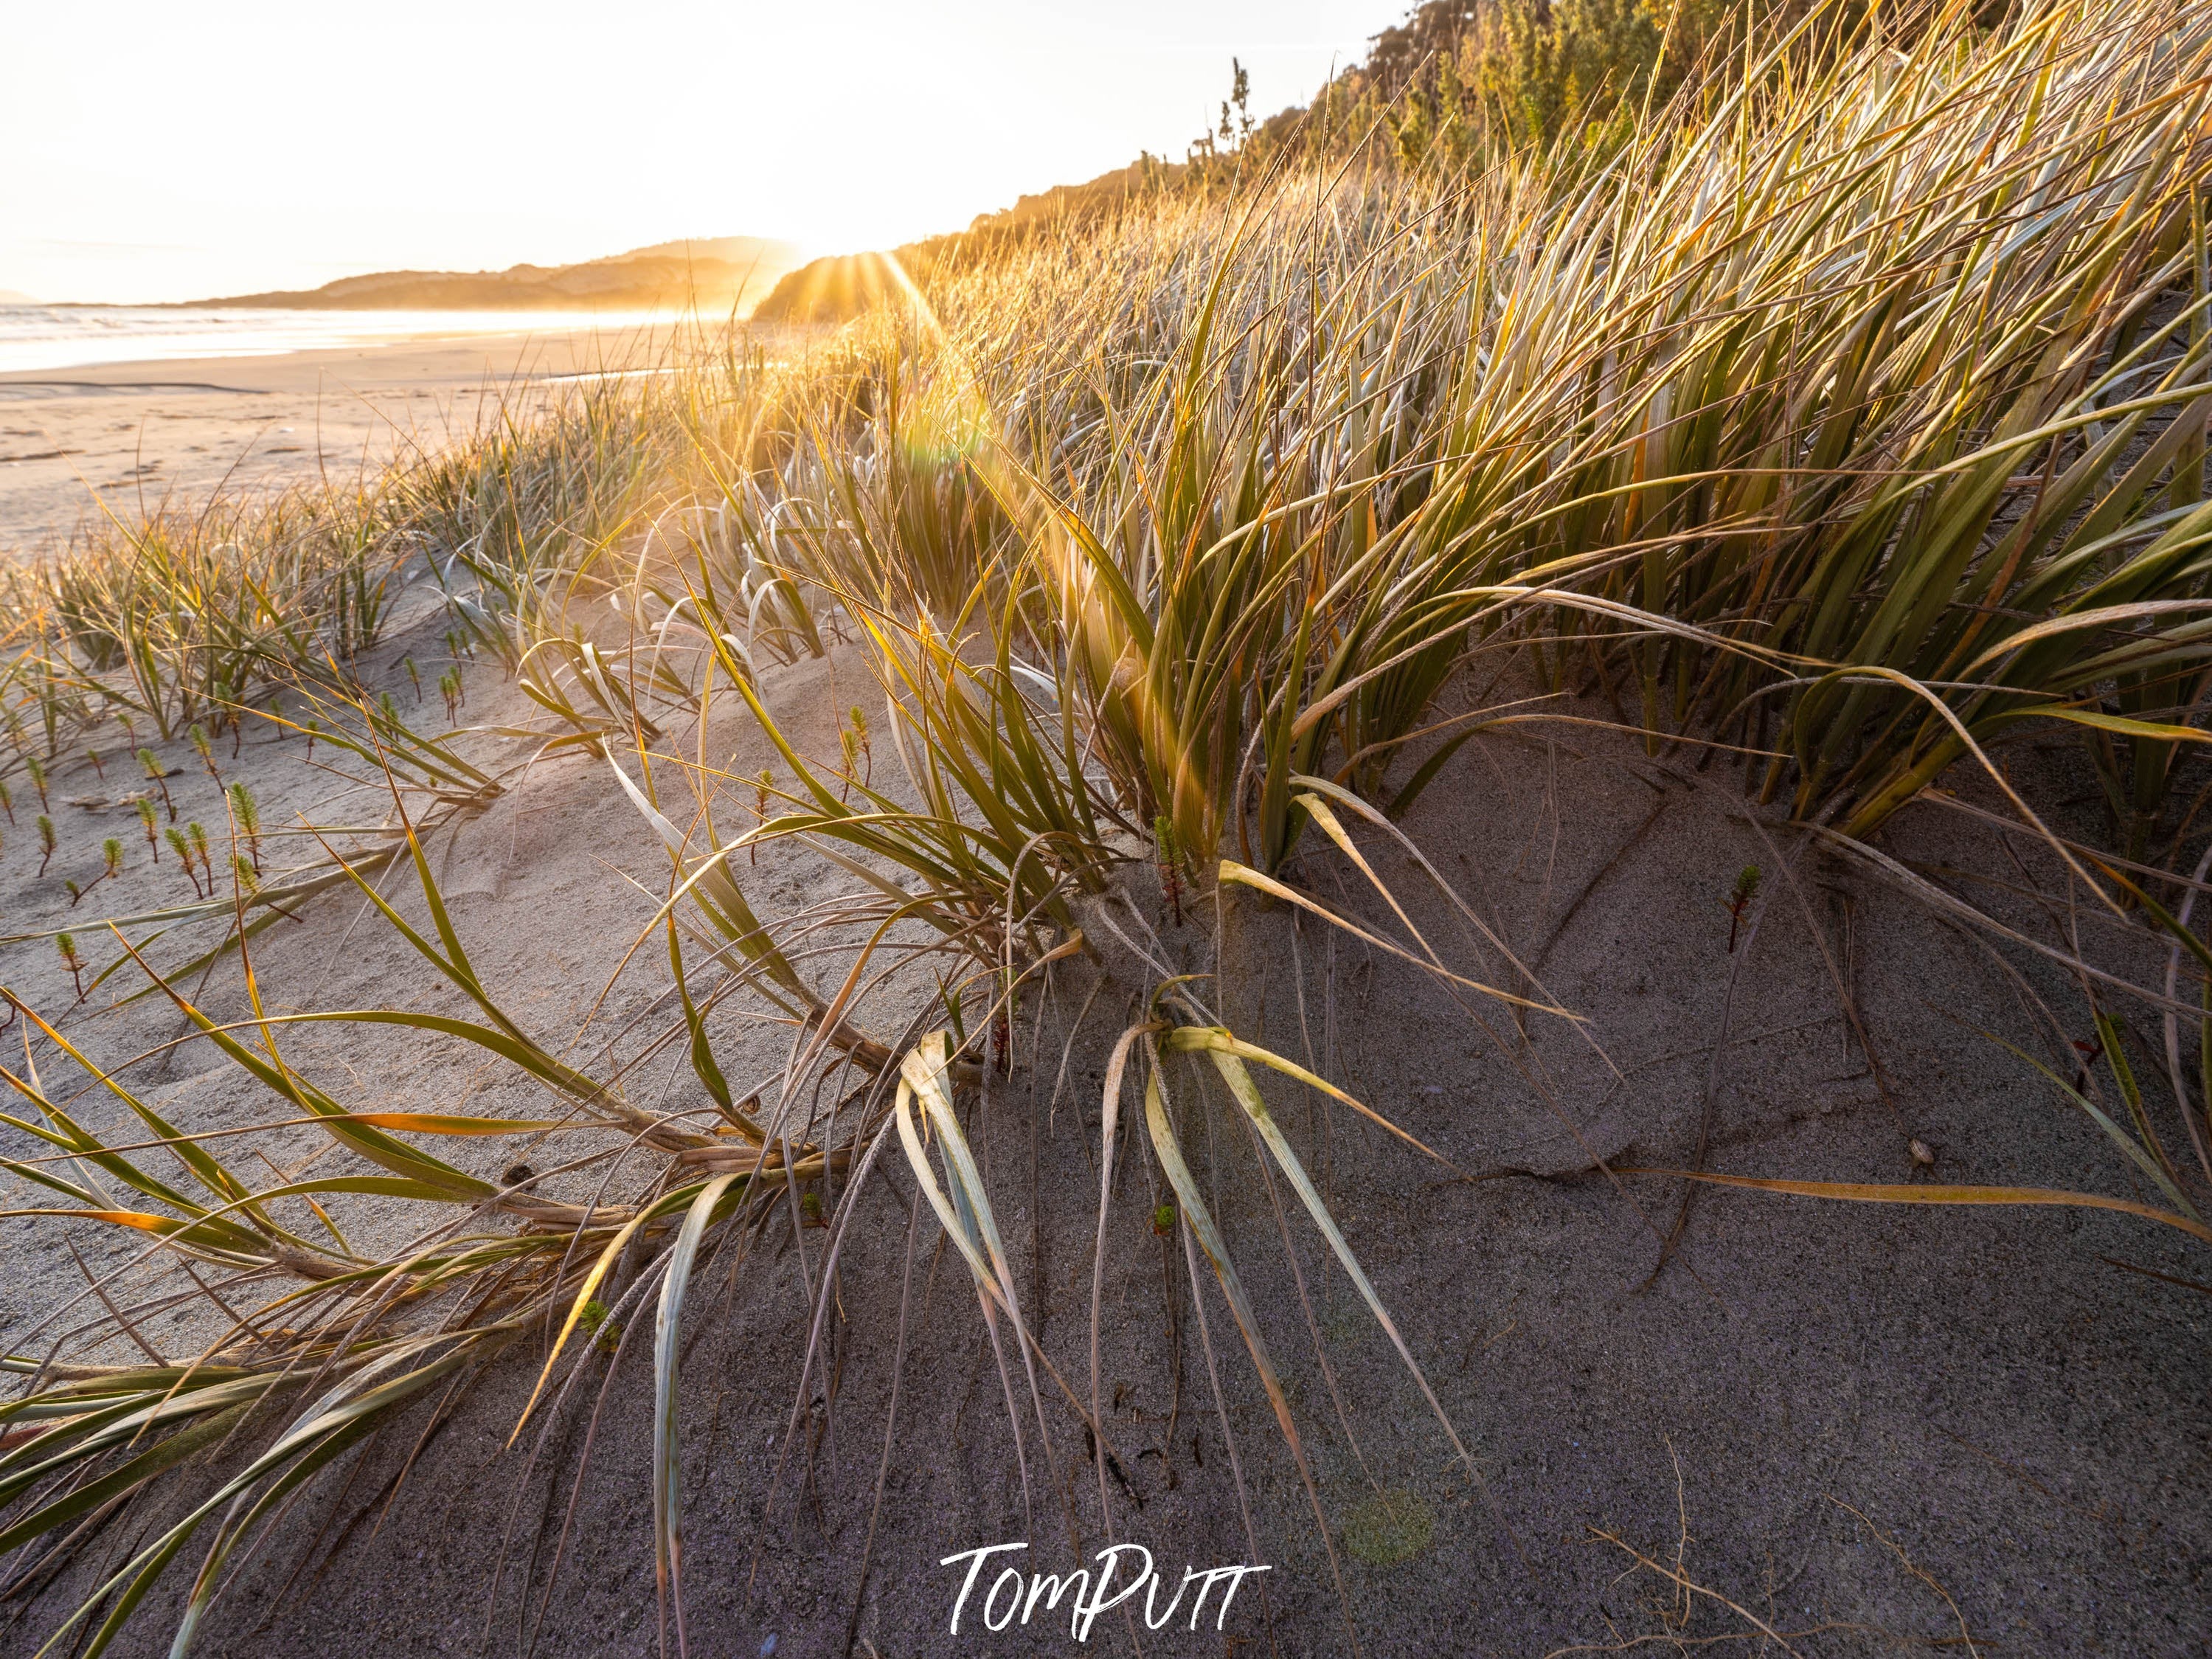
[2,1,1407,304]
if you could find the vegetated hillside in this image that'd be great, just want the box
[749,164,1188,323]
[752,0,1755,322]
[184,235,802,314]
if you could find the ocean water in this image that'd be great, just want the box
[0,305,671,376]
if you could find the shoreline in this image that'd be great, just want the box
[0,322,682,554]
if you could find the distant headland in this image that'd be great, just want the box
[175,236,800,313]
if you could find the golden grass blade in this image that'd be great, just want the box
[1624,1169,2212,1247]
[1164,1025,1457,1168]
[343,1112,569,1135]
[509,1210,656,1444]
[606,749,809,998]
[1217,858,1576,1017]
[1089,1020,1158,1526]
[1141,1050,1356,1623]
[892,1031,1053,1523]
[653,1172,743,1657]
[1186,1033,1491,1488]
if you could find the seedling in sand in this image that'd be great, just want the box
[85,747,104,782]
[24,753,47,811]
[54,932,83,1000]
[187,820,209,881]
[190,723,220,784]
[137,747,174,820]
[229,781,261,871]
[136,795,159,860]
[437,668,461,721]
[1725,865,1761,953]
[35,814,55,876]
[69,837,124,907]
[0,776,12,825]
[212,676,243,756]
[402,654,422,703]
[1153,1202,1177,1238]
[165,825,199,896]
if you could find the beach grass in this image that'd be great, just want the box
[1,0,2210,1650]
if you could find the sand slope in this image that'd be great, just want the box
[1,581,2205,1656]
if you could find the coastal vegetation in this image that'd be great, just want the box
[0,0,2208,1649]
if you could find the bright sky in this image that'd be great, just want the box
[1,1,1411,305]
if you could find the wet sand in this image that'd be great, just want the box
[0,324,675,553]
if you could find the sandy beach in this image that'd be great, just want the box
[0,324,676,554]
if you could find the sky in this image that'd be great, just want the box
[0,1,1412,305]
